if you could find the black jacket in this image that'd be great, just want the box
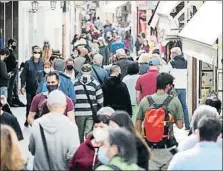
[136,137,149,171]
[20,57,44,93]
[4,48,18,72]
[0,60,10,87]
[102,76,132,116]
[170,55,187,69]
[114,58,134,80]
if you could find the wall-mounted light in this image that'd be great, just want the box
[60,1,64,9]
[50,1,57,10]
[0,1,10,3]
[32,1,38,12]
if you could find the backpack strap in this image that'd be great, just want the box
[92,66,103,84]
[147,96,155,106]
[107,164,122,171]
[162,95,174,108]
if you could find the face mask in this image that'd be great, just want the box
[34,54,40,58]
[66,65,74,71]
[98,147,110,165]
[47,84,58,92]
[93,128,107,143]
[11,45,16,50]
[44,68,51,74]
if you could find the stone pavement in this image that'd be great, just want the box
[12,95,189,168]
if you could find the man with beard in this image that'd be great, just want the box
[27,71,75,126]
[4,39,25,107]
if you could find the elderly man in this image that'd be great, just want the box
[91,54,109,84]
[168,47,190,130]
[29,90,80,170]
[168,106,222,170]
[178,105,222,151]
[113,48,134,79]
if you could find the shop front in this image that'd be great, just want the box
[179,1,222,114]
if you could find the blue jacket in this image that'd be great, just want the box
[36,71,76,102]
[20,58,44,93]
[111,42,125,54]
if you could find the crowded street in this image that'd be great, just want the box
[0,1,222,171]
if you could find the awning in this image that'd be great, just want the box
[103,1,128,13]
[179,1,222,66]
[149,1,181,29]
[179,1,222,46]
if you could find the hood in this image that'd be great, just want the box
[40,112,68,134]
[85,134,95,150]
[58,71,71,80]
[79,74,94,85]
[104,76,121,87]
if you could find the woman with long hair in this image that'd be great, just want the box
[109,111,152,170]
[1,125,25,171]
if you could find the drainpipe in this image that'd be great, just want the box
[62,1,67,59]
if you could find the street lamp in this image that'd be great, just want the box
[50,1,57,10]
[32,1,38,12]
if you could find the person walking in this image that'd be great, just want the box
[110,36,125,56]
[123,62,140,122]
[42,40,53,62]
[64,58,79,84]
[97,37,110,65]
[74,64,104,143]
[168,47,190,130]
[109,111,151,170]
[0,95,23,141]
[135,58,160,104]
[27,72,75,125]
[69,114,110,171]
[0,48,11,98]
[95,127,141,170]
[135,73,184,170]
[113,48,134,79]
[4,39,24,107]
[1,125,25,171]
[138,53,150,75]
[20,46,44,127]
[91,54,109,84]
[168,111,222,170]
[29,90,80,170]
[102,65,132,116]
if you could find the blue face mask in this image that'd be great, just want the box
[98,147,110,165]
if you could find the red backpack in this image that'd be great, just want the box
[144,95,174,143]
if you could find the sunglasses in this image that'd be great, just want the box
[33,52,41,54]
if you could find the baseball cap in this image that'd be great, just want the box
[81,64,92,73]
[148,58,161,66]
[47,90,66,106]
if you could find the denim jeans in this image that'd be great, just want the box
[0,86,8,98]
[176,89,190,129]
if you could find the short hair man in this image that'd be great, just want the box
[29,90,80,170]
[168,47,190,130]
[28,72,75,125]
[97,106,115,116]
[0,48,11,97]
[91,54,109,84]
[169,112,222,170]
[136,72,184,170]
[135,58,160,104]
[178,105,222,151]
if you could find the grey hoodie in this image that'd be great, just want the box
[29,112,80,170]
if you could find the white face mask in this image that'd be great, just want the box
[44,68,51,74]
[93,128,108,143]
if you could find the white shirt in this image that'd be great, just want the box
[123,74,140,105]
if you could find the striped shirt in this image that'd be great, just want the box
[74,76,104,116]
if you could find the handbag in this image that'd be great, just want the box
[39,123,52,170]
